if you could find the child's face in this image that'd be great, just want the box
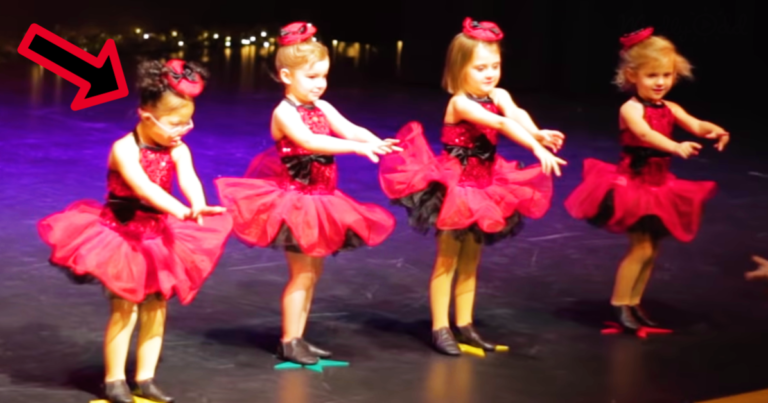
[629,56,675,102]
[282,58,329,103]
[140,92,195,147]
[463,43,500,96]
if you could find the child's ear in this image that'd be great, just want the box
[137,108,151,122]
[279,68,292,85]
[625,68,637,83]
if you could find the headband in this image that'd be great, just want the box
[164,59,204,97]
[278,22,317,45]
[620,27,654,51]
[462,17,503,41]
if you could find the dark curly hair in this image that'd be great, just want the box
[136,60,210,107]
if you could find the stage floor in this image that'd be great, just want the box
[1,62,767,403]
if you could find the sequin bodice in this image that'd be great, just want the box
[440,97,500,187]
[100,134,174,238]
[618,98,676,185]
[107,147,175,196]
[274,100,337,193]
[620,100,675,147]
[441,99,500,147]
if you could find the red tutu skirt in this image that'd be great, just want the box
[214,148,395,257]
[564,158,716,241]
[379,122,553,244]
[38,200,233,304]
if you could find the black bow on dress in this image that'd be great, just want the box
[281,154,334,184]
[444,134,496,166]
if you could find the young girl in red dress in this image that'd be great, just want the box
[38,60,232,402]
[215,22,401,365]
[379,18,566,355]
[564,28,729,332]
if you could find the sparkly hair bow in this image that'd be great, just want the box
[278,22,317,45]
[164,59,203,97]
[620,27,654,50]
[462,17,503,41]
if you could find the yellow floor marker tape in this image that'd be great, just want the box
[90,397,155,403]
[458,343,485,357]
[696,388,768,403]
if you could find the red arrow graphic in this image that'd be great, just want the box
[18,23,129,110]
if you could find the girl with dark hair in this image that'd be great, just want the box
[38,59,232,402]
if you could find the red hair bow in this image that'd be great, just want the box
[620,27,654,49]
[278,22,317,45]
[462,17,503,41]
[164,59,203,97]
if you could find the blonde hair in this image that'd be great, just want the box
[275,40,329,74]
[442,33,501,94]
[614,35,693,91]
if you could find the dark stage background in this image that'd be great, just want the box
[1,1,758,103]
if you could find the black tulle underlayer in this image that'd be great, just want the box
[51,261,166,302]
[391,180,524,246]
[586,189,670,239]
[52,260,97,284]
[267,223,366,256]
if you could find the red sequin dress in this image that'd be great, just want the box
[214,99,395,257]
[564,98,716,241]
[37,132,233,304]
[378,96,553,244]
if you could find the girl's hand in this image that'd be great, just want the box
[533,145,567,176]
[745,255,768,281]
[535,129,564,153]
[704,129,729,151]
[189,205,227,225]
[355,142,391,163]
[674,141,702,159]
[174,206,193,221]
[369,138,402,154]
[380,138,403,152]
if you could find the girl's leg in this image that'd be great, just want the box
[297,257,323,337]
[453,235,496,350]
[628,236,662,327]
[454,235,482,328]
[279,251,320,364]
[629,237,660,306]
[103,297,138,403]
[104,298,138,382]
[610,232,655,329]
[430,231,462,330]
[297,257,331,357]
[134,295,173,402]
[430,231,462,355]
[611,232,655,306]
[283,251,316,342]
[135,296,167,381]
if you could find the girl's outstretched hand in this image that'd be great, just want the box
[745,255,768,281]
[371,138,403,154]
[382,138,403,152]
[369,139,403,155]
[533,146,567,176]
[704,130,729,151]
[189,205,227,225]
[674,141,702,159]
[536,129,565,153]
[355,142,391,163]
[174,206,192,221]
